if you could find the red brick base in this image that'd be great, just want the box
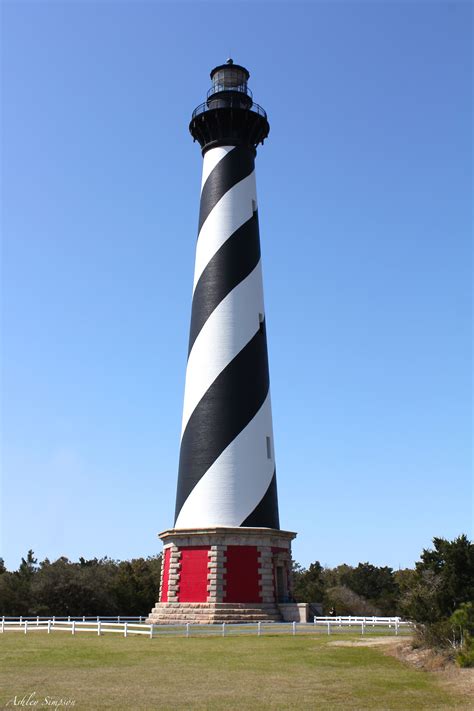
[148,527,296,624]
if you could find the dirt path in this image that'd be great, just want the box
[329,636,474,705]
[328,636,402,648]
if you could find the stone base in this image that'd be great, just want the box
[147,527,297,625]
[278,603,309,622]
[148,602,282,624]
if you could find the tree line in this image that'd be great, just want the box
[0,553,162,617]
[293,534,474,666]
[293,534,473,620]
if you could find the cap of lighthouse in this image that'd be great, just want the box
[174,60,279,530]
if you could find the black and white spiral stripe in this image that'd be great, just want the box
[174,145,280,530]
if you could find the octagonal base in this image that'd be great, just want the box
[147,527,296,624]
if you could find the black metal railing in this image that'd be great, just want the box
[192,98,267,120]
[207,83,253,100]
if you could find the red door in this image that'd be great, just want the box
[224,546,261,603]
[178,547,210,602]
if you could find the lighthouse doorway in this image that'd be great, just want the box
[275,564,288,602]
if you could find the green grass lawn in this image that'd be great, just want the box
[0,633,468,710]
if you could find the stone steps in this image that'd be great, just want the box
[148,617,282,624]
[152,602,279,609]
[148,615,281,620]
[146,602,283,625]
[148,609,281,615]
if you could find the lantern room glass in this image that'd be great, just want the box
[210,67,249,96]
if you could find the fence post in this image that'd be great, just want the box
[24,620,28,635]
[20,616,23,625]
[68,615,71,623]
[327,621,331,635]
[139,616,143,623]
[72,620,76,636]
[257,621,261,637]
[149,624,154,640]
[222,622,226,637]
[395,619,399,636]
[53,616,55,623]
[36,616,39,627]
[361,620,365,635]
[97,621,101,637]
[124,622,128,638]
[97,616,99,623]
[186,623,190,638]
[292,621,296,636]
[118,615,120,623]
[1,617,4,634]
[83,616,85,622]
[47,620,51,634]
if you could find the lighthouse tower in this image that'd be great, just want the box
[148,61,297,624]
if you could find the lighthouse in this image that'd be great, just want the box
[148,61,297,624]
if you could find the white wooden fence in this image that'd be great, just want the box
[0,617,413,639]
[1,619,154,637]
[1,615,145,623]
[313,616,411,635]
[314,616,402,623]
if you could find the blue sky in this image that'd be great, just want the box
[1,1,472,571]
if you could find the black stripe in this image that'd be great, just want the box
[198,147,254,234]
[175,321,270,523]
[188,212,260,356]
[240,471,280,529]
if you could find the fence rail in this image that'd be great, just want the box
[314,616,402,623]
[312,616,412,635]
[1,619,154,638]
[0,617,413,639]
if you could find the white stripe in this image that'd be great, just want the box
[193,171,257,292]
[181,262,264,437]
[200,146,235,190]
[175,393,275,528]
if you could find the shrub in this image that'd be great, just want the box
[414,619,457,651]
[324,585,381,616]
[456,635,474,668]
[450,602,474,637]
